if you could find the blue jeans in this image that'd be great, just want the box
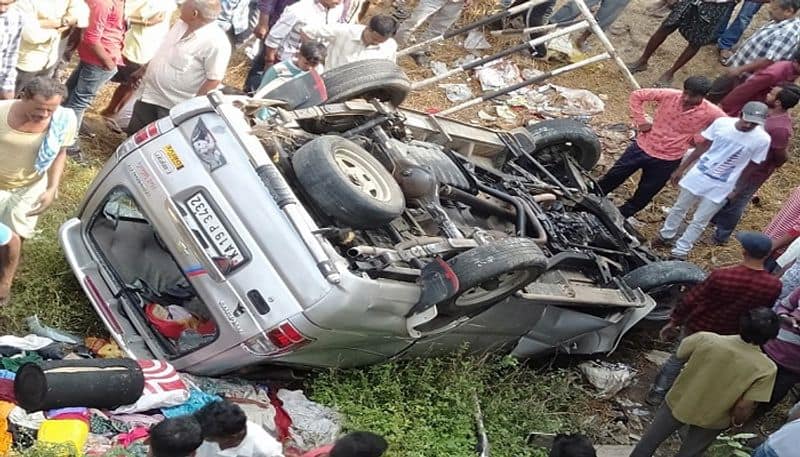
[710,179,762,243]
[63,61,117,130]
[752,443,779,457]
[549,0,630,30]
[716,0,762,50]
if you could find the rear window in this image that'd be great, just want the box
[88,187,219,358]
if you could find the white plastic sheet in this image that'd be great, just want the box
[579,361,636,398]
[277,389,342,451]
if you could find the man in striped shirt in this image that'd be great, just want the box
[0,0,23,99]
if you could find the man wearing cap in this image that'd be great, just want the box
[711,84,800,245]
[655,101,771,260]
[646,230,782,405]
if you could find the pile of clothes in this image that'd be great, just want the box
[0,332,341,456]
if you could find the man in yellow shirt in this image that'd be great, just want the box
[13,0,89,90]
[0,77,76,304]
[630,307,779,457]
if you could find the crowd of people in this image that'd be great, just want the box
[0,0,799,455]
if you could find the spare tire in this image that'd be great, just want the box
[623,261,707,321]
[519,119,603,171]
[437,238,548,317]
[292,135,405,229]
[322,59,411,106]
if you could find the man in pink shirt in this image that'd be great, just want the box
[720,53,800,116]
[62,0,125,154]
[598,76,725,218]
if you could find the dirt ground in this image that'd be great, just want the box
[69,0,796,451]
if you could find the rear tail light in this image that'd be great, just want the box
[241,321,311,356]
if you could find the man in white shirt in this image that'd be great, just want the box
[13,0,88,90]
[99,0,176,127]
[656,101,771,259]
[126,0,231,135]
[263,0,343,67]
[302,14,397,71]
[195,400,283,457]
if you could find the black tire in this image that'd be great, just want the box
[437,238,547,317]
[523,119,602,170]
[623,261,708,322]
[322,59,411,106]
[292,135,405,229]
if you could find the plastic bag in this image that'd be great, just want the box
[464,29,491,50]
[277,389,341,451]
[579,361,636,398]
[549,84,605,116]
[25,316,79,345]
[439,84,473,102]
[475,59,522,92]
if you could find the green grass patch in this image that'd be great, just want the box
[0,161,105,336]
[309,354,590,457]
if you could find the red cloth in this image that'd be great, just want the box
[671,265,782,335]
[77,0,125,67]
[721,61,800,117]
[765,186,800,239]
[628,88,725,161]
[0,379,13,403]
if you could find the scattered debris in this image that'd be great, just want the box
[579,361,637,398]
[464,29,492,50]
[495,105,518,121]
[644,349,672,367]
[596,444,637,457]
[431,60,449,76]
[477,109,498,122]
[440,84,473,102]
[475,59,523,92]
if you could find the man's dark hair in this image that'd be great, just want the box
[549,434,596,457]
[740,308,780,346]
[150,416,204,457]
[195,400,247,439]
[330,432,388,457]
[683,76,712,97]
[368,15,398,38]
[776,0,800,12]
[777,83,800,109]
[299,40,327,66]
[19,77,67,100]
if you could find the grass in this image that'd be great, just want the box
[309,354,591,457]
[0,160,105,337]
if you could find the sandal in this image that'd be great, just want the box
[626,61,648,73]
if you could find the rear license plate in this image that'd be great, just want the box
[185,192,244,267]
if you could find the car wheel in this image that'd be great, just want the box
[437,238,547,317]
[292,135,405,229]
[622,261,707,322]
[519,119,603,171]
[298,60,412,134]
[322,59,411,106]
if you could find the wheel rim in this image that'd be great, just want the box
[644,282,692,321]
[454,270,532,307]
[333,147,393,202]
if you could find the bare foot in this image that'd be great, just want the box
[0,282,11,306]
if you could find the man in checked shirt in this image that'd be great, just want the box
[708,0,800,102]
[0,0,23,100]
[646,231,782,406]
